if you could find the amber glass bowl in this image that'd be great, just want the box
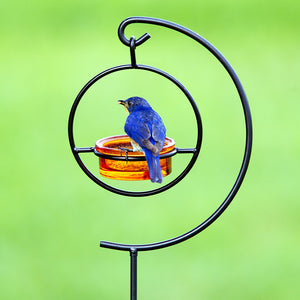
[95,135,175,181]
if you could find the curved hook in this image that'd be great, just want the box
[98,16,253,251]
[118,17,152,47]
[118,16,209,48]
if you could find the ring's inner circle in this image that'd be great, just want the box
[69,64,202,197]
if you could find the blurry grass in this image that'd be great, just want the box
[1,0,300,299]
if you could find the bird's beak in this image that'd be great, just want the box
[118,100,128,113]
[118,100,126,106]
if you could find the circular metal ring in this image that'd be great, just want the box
[68,63,203,197]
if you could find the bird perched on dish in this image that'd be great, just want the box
[118,96,166,183]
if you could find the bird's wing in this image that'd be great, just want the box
[150,113,166,155]
[125,111,166,156]
[151,114,166,142]
[125,112,151,143]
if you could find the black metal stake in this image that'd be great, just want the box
[130,248,138,300]
[69,16,253,300]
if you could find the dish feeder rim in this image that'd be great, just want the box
[94,134,177,161]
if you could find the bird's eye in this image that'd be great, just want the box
[128,101,133,106]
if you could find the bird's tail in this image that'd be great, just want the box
[144,149,163,183]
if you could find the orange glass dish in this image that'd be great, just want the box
[95,135,175,181]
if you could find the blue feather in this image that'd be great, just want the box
[143,147,163,183]
[119,97,166,183]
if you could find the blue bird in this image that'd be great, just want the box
[118,97,166,183]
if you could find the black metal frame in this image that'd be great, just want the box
[68,16,252,300]
[68,64,202,197]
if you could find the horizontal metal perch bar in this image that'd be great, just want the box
[73,146,196,161]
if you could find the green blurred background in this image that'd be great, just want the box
[1,0,299,299]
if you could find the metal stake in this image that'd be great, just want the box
[130,248,138,300]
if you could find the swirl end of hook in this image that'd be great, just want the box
[136,33,151,46]
[118,18,151,47]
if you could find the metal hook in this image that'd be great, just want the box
[130,36,137,68]
[118,17,151,47]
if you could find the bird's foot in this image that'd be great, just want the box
[118,146,133,163]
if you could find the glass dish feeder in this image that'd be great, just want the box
[95,135,176,180]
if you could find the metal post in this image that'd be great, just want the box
[130,248,138,300]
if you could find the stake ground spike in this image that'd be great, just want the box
[68,16,252,299]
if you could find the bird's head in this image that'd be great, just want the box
[118,97,152,113]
